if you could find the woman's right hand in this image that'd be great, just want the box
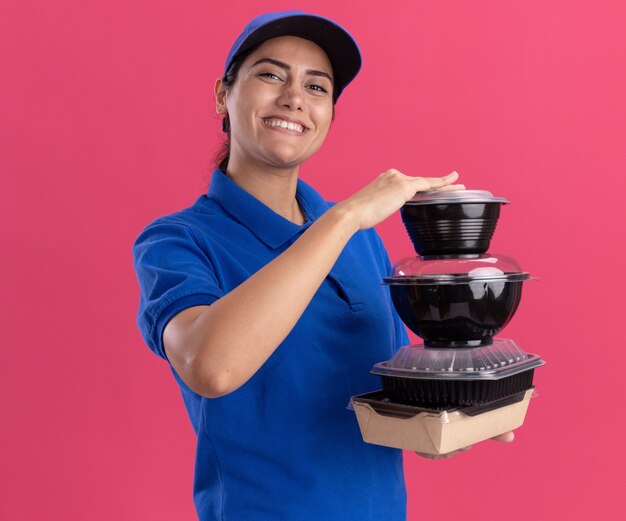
[337,169,464,232]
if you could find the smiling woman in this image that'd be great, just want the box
[216,36,335,180]
[132,10,464,521]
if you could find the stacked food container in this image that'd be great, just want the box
[351,190,545,455]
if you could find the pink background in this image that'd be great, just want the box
[2,0,625,519]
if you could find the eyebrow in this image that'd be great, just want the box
[250,58,333,82]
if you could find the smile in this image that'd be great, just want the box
[263,118,306,133]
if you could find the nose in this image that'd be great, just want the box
[277,81,304,112]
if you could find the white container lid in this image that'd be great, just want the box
[383,253,534,285]
[406,189,509,205]
[371,339,545,380]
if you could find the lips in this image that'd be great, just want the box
[262,117,307,133]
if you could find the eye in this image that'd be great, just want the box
[307,84,328,94]
[258,72,283,81]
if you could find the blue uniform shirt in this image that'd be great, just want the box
[133,169,410,520]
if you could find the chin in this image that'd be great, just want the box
[268,157,305,170]
[266,149,315,169]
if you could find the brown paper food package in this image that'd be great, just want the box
[352,389,534,455]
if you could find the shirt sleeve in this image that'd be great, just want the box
[132,219,224,361]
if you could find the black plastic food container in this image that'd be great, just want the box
[384,254,532,348]
[371,340,545,409]
[387,275,528,347]
[401,190,508,257]
[378,369,535,408]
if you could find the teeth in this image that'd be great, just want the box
[264,119,305,133]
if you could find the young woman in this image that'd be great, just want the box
[133,11,509,520]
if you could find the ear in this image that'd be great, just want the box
[214,78,228,114]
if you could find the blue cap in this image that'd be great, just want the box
[224,11,362,101]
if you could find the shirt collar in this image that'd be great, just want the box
[207,169,330,249]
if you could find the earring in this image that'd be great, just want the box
[222,116,230,133]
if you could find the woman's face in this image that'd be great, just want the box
[217,36,335,171]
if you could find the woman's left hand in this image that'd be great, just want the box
[414,431,515,460]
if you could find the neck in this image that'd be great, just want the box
[225,160,306,225]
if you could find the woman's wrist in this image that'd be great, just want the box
[325,200,361,238]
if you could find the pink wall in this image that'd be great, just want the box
[2,0,625,519]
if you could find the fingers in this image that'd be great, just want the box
[426,171,459,187]
[381,169,460,190]
[415,433,514,461]
[491,431,515,443]
[434,184,466,192]
[415,445,472,460]
[411,171,460,192]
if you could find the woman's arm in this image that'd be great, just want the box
[163,170,463,398]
